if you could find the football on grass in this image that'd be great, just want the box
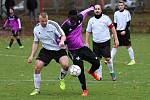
[69,65,81,77]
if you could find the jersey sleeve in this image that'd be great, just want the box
[80,6,94,21]
[49,20,65,37]
[33,28,39,42]
[114,12,117,23]
[86,19,92,33]
[126,11,131,22]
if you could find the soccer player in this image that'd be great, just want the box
[3,8,24,49]
[61,6,101,96]
[111,1,136,65]
[85,4,119,81]
[28,12,69,95]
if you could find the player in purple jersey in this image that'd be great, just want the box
[61,6,101,96]
[3,8,24,49]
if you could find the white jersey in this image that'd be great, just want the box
[114,9,131,30]
[86,14,112,43]
[33,20,65,51]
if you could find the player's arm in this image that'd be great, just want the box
[17,18,22,31]
[110,25,119,48]
[28,41,39,63]
[85,31,91,47]
[80,6,94,21]
[50,20,66,47]
[3,19,9,29]
[85,19,92,47]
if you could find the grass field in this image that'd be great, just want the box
[0,33,150,100]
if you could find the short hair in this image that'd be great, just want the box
[68,9,77,16]
[118,0,125,4]
[39,12,48,19]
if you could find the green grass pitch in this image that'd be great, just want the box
[0,34,150,100]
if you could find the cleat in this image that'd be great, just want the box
[88,71,101,81]
[59,79,65,90]
[30,89,40,96]
[6,46,10,49]
[110,73,116,81]
[19,46,24,49]
[82,90,88,96]
[127,60,135,65]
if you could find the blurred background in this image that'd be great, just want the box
[0,0,150,34]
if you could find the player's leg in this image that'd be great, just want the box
[92,41,103,78]
[6,35,14,49]
[127,46,135,65]
[30,60,44,96]
[30,48,52,95]
[81,47,101,81]
[124,33,135,65]
[111,47,118,61]
[15,31,24,48]
[55,49,69,90]
[103,40,116,81]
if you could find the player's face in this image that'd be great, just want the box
[9,9,14,15]
[94,5,102,15]
[39,17,48,28]
[69,15,78,26]
[118,3,125,11]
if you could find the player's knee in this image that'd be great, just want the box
[92,59,100,68]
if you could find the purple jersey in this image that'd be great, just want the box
[3,15,21,31]
[61,7,94,50]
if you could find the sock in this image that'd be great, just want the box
[111,48,117,61]
[9,39,14,47]
[107,60,114,73]
[34,74,41,90]
[59,68,67,79]
[16,38,22,46]
[128,47,135,60]
[96,64,102,78]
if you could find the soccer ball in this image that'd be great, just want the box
[69,65,81,77]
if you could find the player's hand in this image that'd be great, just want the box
[59,41,65,48]
[28,56,33,63]
[120,31,126,35]
[19,28,22,32]
[85,43,89,48]
[2,27,5,30]
[114,39,119,48]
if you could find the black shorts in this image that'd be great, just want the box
[93,40,111,59]
[36,48,67,66]
[11,30,19,37]
[117,30,131,46]
[69,46,98,65]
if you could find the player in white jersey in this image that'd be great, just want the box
[27,12,69,95]
[111,1,136,65]
[85,4,119,81]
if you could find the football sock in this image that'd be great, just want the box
[59,68,67,79]
[128,47,135,60]
[107,60,114,73]
[9,39,14,47]
[34,74,41,89]
[96,64,102,78]
[16,39,22,46]
[111,48,117,60]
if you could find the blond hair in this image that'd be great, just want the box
[39,12,48,19]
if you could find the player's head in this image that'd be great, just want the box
[39,12,48,28]
[9,8,14,16]
[68,9,78,26]
[94,4,102,19]
[118,1,125,11]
